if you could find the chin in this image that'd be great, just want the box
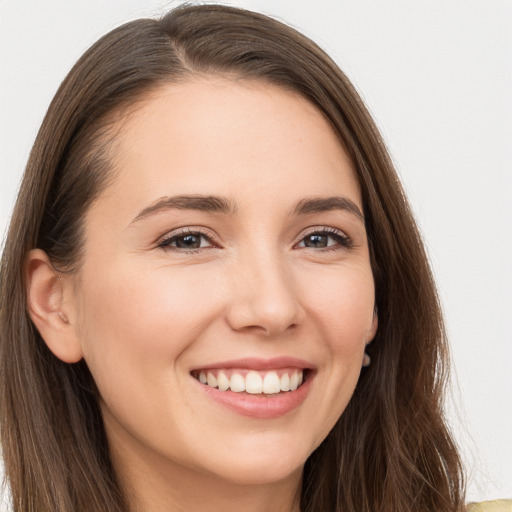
[193,432,312,486]
[212,457,304,487]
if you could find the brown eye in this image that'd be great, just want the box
[175,234,204,249]
[158,231,214,251]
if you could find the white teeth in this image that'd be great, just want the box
[217,371,230,391]
[230,373,245,392]
[262,372,281,394]
[197,369,305,394]
[289,370,299,391]
[245,371,263,394]
[206,372,217,388]
[280,373,290,392]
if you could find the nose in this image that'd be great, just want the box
[225,251,305,337]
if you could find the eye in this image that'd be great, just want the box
[296,228,352,250]
[157,229,215,252]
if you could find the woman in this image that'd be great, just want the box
[0,3,477,511]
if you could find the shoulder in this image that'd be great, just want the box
[467,500,512,512]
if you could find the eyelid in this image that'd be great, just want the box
[156,226,220,250]
[294,226,353,249]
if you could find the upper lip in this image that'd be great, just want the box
[190,356,316,372]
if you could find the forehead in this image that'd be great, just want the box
[96,77,361,216]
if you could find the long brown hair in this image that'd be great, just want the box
[0,4,465,511]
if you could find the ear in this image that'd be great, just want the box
[25,249,83,363]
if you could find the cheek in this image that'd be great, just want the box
[74,259,223,388]
[301,262,375,351]
[294,262,375,434]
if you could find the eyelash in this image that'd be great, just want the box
[157,228,218,253]
[296,227,353,251]
[156,227,353,253]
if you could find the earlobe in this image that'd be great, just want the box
[25,249,83,363]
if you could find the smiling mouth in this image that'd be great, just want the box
[191,368,307,395]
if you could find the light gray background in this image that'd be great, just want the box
[1,0,511,503]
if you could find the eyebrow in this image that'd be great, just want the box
[130,194,364,224]
[131,195,237,223]
[293,196,364,222]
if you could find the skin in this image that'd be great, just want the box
[27,78,377,512]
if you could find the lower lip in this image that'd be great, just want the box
[196,373,314,419]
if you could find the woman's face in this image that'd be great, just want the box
[69,78,376,488]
